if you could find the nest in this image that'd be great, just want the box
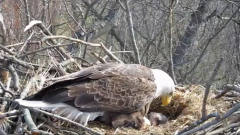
[0,112,9,131]
[87,85,231,135]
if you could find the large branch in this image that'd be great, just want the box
[182,6,240,82]
[179,103,240,135]
[201,58,223,118]
[173,0,210,66]
[215,84,240,98]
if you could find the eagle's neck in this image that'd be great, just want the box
[151,69,175,98]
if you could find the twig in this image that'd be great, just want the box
[1,54,34,69]
[0,44,16,55]
[224,84,240,93]
[215,84,240,98]
[202,58,223,118]
[61,130,79,135]
[0,110,21,119]
[0,98,53,135]
[24,20,81,70]
[23,108,37,131]
[168,0,177,84]
[29,108,103,135]
[49,55,67,75]
[123,0,141,64]
[176,112,220,135]
[8,64,20,91]
[23,0,31,25]
[117,0,126,11]
[0,81,14,97]
[215,89,231,99]
[73,56,92,66]
[206,122,240,135]
[14,115,23,134]
[17,31,34,56]
[100,43,123,63]
[23,108,52,135]
[112,51,133,53]
[62,0,85,33]
[18,43,83,58]
[196,121,222,135]
[61,58,75,67]
[5,41,40,48]
[42,35,101,47]
[91,52,107,64]
[179,103,240,135]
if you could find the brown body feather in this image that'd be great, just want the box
[28,63,156,114]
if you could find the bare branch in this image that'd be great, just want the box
[0,81,14,97]
[202,58,223,118]
[49,56,68,75]
[23,108,53,135]
[215,84,240,98]
[8,64,20,91]
[168,0,177,84]
[1,54,34,69]
[23,109,38,131]
[0,110,21,119]
[224,84,240,93]
[29,108,104,135]
[18,43,78,58]
[17,31,34,56]
[123,0,141,64]
[179,103,240,135]
[23,0,31,26]
[24,20,42,32]
[5,41,40,48]
[207,122,240,135]
[24,20,80,69]
[42,35,101,47]
[100,43,123,63]
[0,44,16,55]
[176,112,220,135]
[91,52,107,64]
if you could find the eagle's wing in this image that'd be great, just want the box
[28,63,156,113]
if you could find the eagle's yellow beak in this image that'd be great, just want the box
[161,95,172,106]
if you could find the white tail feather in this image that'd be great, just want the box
[15,99,104,125]
[15,99,65,108]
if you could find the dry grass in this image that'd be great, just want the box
[87,85,231,135]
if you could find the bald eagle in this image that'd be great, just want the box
[16,63,175,128]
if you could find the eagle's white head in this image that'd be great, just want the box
[151,69,175,106]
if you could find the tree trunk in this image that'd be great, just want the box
[173,0,210,66]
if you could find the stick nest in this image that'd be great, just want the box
[87,85,231,135]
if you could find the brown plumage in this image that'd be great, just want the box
[17,63,175,129]
[28,63,156,113]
